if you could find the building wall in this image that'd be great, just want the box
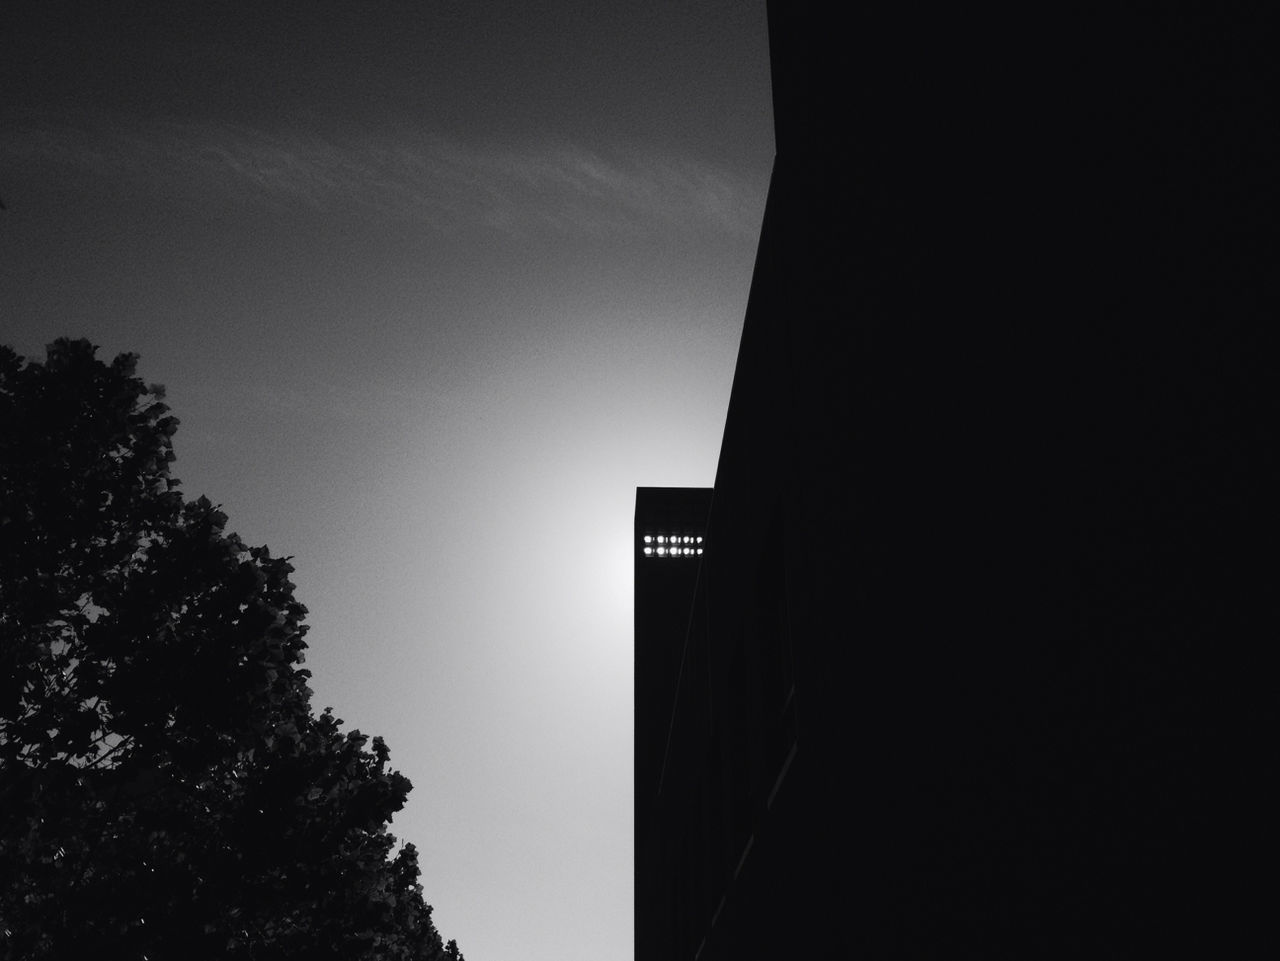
[636,3,1273,957]
[633,487,712,961]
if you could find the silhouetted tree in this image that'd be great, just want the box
[0,339,463,961]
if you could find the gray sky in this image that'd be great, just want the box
[1,2,773,958]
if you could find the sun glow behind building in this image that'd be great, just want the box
[1,3,777,958]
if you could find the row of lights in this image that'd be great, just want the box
[642,534,705,557]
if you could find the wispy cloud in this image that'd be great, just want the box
[4,113,766,239]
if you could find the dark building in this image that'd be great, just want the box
[635,3,1272,957]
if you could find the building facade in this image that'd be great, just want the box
[635,3,1272,957]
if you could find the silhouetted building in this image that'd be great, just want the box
[635,3,1272,957]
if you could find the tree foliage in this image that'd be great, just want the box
[0,339,462,961]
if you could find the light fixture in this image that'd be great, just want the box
[641,533,707,557]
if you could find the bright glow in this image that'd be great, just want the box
[640,532,707,557]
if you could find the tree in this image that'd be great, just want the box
[0,338,463,961]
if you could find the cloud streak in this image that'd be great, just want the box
[4,113,767,239]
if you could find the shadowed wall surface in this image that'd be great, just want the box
[636,3,1273,957]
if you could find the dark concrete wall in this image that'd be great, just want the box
[637,3,1273,957]
[633,487,713,961]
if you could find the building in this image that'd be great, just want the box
[635,3,1271,957]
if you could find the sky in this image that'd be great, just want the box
[1,3,774,959]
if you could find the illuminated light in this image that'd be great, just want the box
[641,532,706,557]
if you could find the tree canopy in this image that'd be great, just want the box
[0,338,462,960]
